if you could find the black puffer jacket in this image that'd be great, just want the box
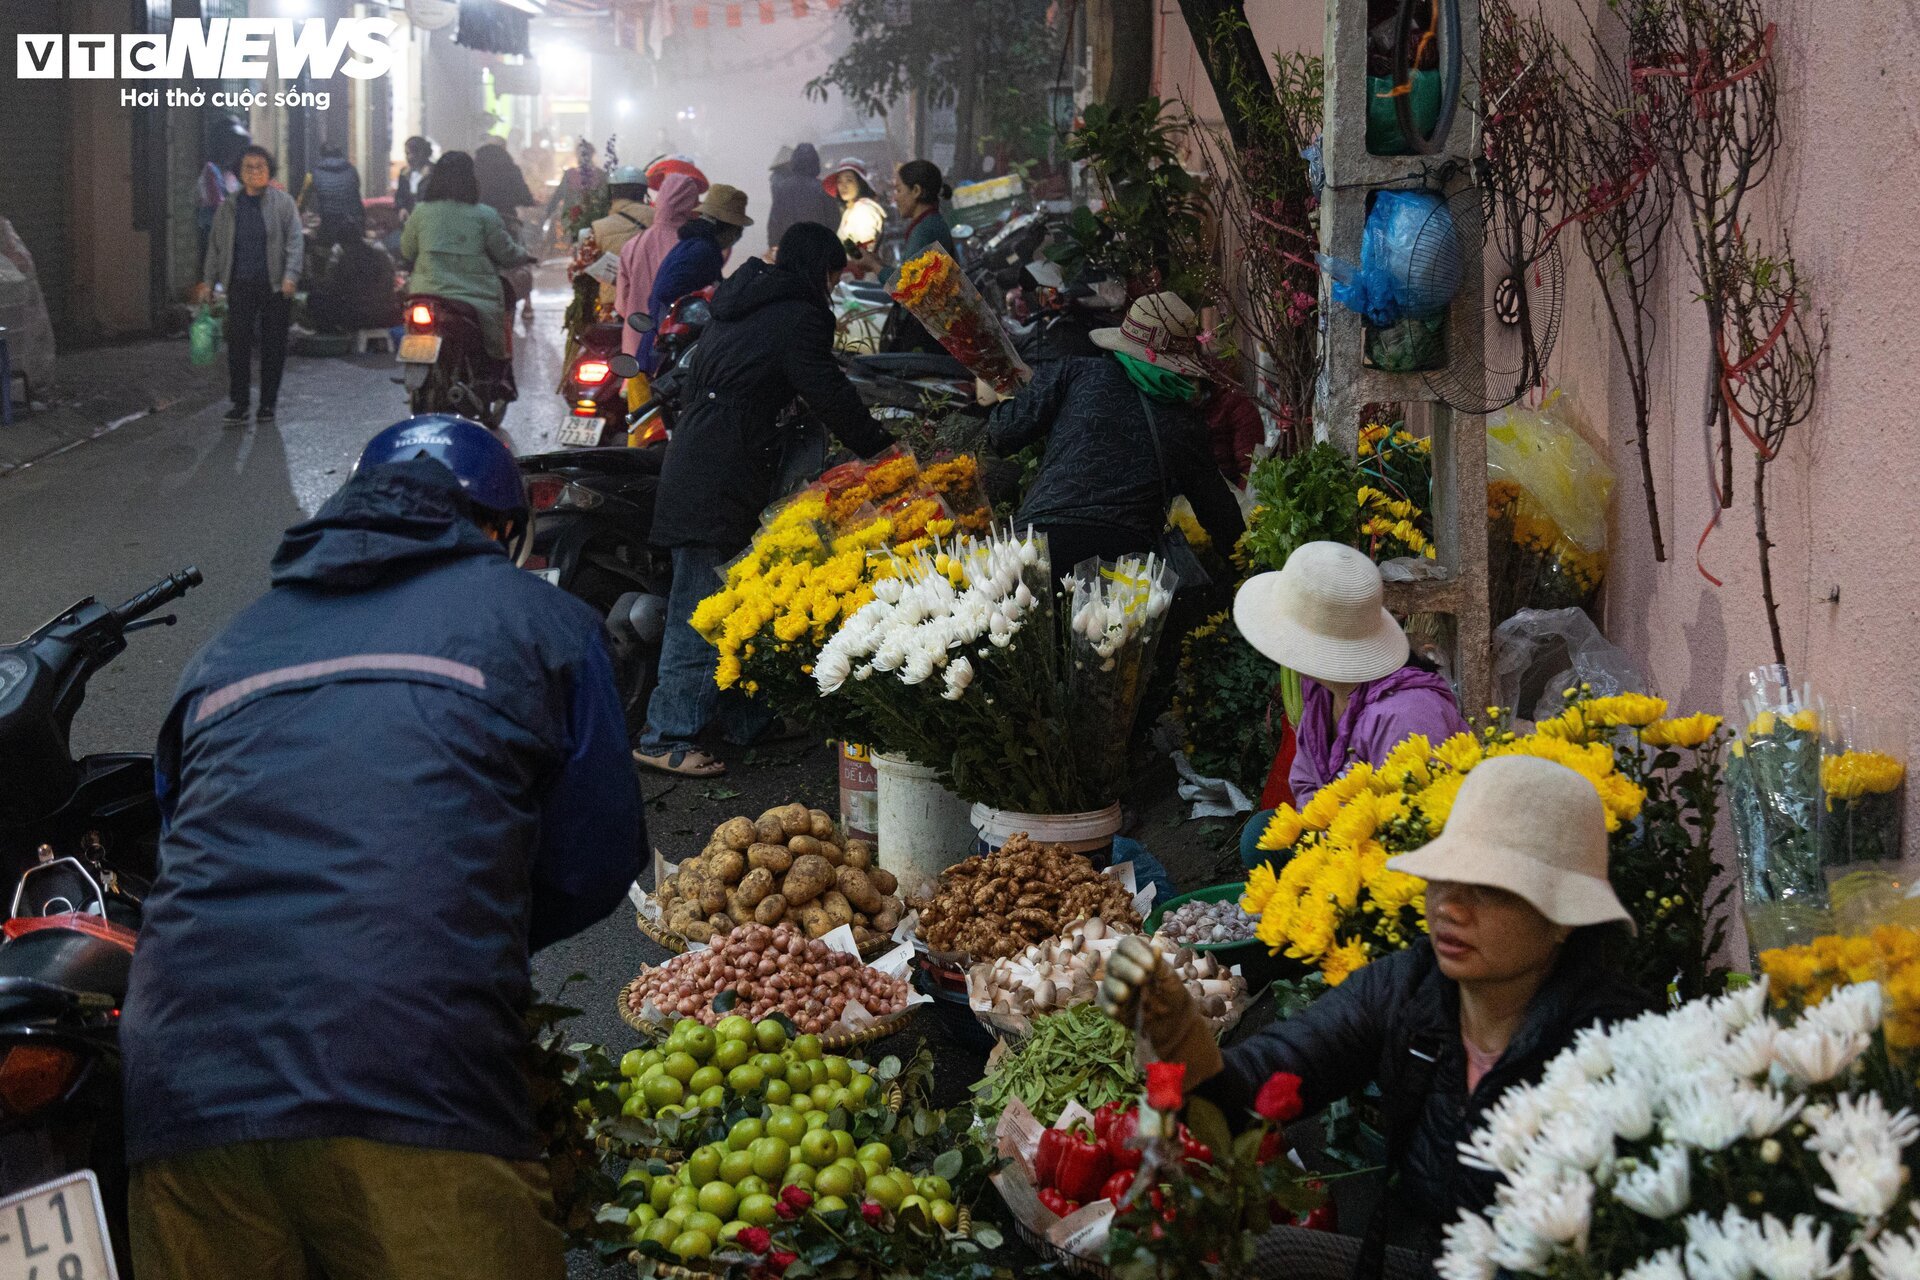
[986,355,1244,551]
[1198,934,1647,1262]
[651,257,894,550]
[307,154,364,229]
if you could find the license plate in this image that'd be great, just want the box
[0,1171,118,1280]
[535,567,562,585]
[396,333,441,363]
[557,419,603,447]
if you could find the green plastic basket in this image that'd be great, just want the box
[1146,881,1305,994]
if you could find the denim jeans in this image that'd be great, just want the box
[637,544,772,757]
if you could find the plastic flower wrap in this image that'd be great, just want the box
[1437,981,1920,1280]
[1484,395,1613,622]
[1818,706,1909,933]
[1244,689,1729,994]
[889,246,1032,394]
[1065,556,1177,805]
[1726,666,1829,956]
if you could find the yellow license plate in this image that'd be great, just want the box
[396,333,441,363]
[0,1171,118,1280]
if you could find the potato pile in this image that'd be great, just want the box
[625,922,911,1034]
[916,833,1140,961]
[658,804,905,950]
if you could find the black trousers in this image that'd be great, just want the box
[226,280,291,410]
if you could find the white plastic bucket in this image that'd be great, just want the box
[872,752,978,902]
[969,802,1124,858]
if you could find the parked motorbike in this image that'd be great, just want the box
[0,567,203,1273]
[396,293,519,429]
[517,452,669,738]
[840,350,975,422]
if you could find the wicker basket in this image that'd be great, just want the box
[1013,1216,1114,1278]
[630,1203,974,1276]
[636,911,895,961]
[617,974,918,1048]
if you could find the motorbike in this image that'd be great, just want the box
[0,567,204,1274]
[396,292,519,429]
[840,350,975,423]
[607,290,715,448]
[556,318,630,448]
[517,451,669,739]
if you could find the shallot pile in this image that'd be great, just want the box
[1156,897,1257,946]
[625,922,910,1035]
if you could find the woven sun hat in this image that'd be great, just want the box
[1387,755,1635,931]
[1090,291,1207,378]
[695,183,754,227]
[1232,542,1409,685]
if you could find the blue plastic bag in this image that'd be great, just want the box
[1327,190,1460,327]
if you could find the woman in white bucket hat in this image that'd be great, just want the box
[1100,755,1646,1277]
[1235,541,1467,808]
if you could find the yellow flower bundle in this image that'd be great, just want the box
[1240,692,1709,986]
[1822,750,1906,802]
[1759,926,1920,1052]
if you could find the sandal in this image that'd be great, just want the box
[632,747,727,778]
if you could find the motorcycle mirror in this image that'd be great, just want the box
[951,223,976,240]
[627,311,654,334]
[609,353,642,379]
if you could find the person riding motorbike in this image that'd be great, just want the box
[1100,754,1648,1278]
[636,184,752,376]
[635,223,897,778]
[120,417,642,1280]
[616,172,703,408]
[980,291,1244,575]
[767,143,839,245]
[400,151,534,364]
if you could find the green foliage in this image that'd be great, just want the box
[1240,443,1361,573]
[804,0,1057,170]
[1054,99,1209,296]
[524,979,624,1249]
[1610,731,1734,1000]
[1171,612,1282,797]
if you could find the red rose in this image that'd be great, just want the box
[860,1200,885,1226]
[767,1250,798,1274]
[775,1200,801,1221]
[1254,1071,1304,1123]
[781,1185,815,1211]
[1144,1061,1186,1113]
[736,1226,772,1255]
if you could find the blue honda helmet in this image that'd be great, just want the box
[355,415,532,563]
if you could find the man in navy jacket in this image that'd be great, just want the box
[120,418,641,1280]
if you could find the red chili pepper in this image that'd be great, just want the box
[1177,1123,1213,1167]
[1092,1101,1128,1142]
[1038,1187,1079,1217]
[1101,1170,1136,1206]
[1034,1126,1072,1189]
[1105,1107,1143,1172]
[1053,1126,1112,1203]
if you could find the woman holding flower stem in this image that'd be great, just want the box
[1101,756,1648,1274]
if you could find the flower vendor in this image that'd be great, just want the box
[979,292,1245,575]
[1235,541,1467,808]
[1099,756,1649,1271]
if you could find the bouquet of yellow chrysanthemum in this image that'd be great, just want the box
[1243,690,1731,996]
[1818,709,1908,921]
[1760,925,1920,1107]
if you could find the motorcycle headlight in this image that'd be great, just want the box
[0,654,29,703]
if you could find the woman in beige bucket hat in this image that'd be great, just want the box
[1100,754,1646,1277]
[1235,540,1467,809]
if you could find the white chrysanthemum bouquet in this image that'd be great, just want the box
[1440,981,1920,1280]
[813,528,1174,812]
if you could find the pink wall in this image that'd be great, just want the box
[1156,0,1920,824]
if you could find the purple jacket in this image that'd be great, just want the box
[1289,666,1468,804]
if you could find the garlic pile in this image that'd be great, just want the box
[967,918,1250,1033]
[1157,897,1257,946]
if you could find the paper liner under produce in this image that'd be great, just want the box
[624,897,930,1039]
[990,1097,1116,1266]
[900,860,1158,971]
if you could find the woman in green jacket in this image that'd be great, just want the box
[399,151,529,360]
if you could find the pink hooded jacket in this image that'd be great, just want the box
[617,173,701,358]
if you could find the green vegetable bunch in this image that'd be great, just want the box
[1239,443,1361,574]
[969,1004,1143,1125]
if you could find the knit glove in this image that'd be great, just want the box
[1099,934,1225,1087]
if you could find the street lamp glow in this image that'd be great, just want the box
[617,98,634,117]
